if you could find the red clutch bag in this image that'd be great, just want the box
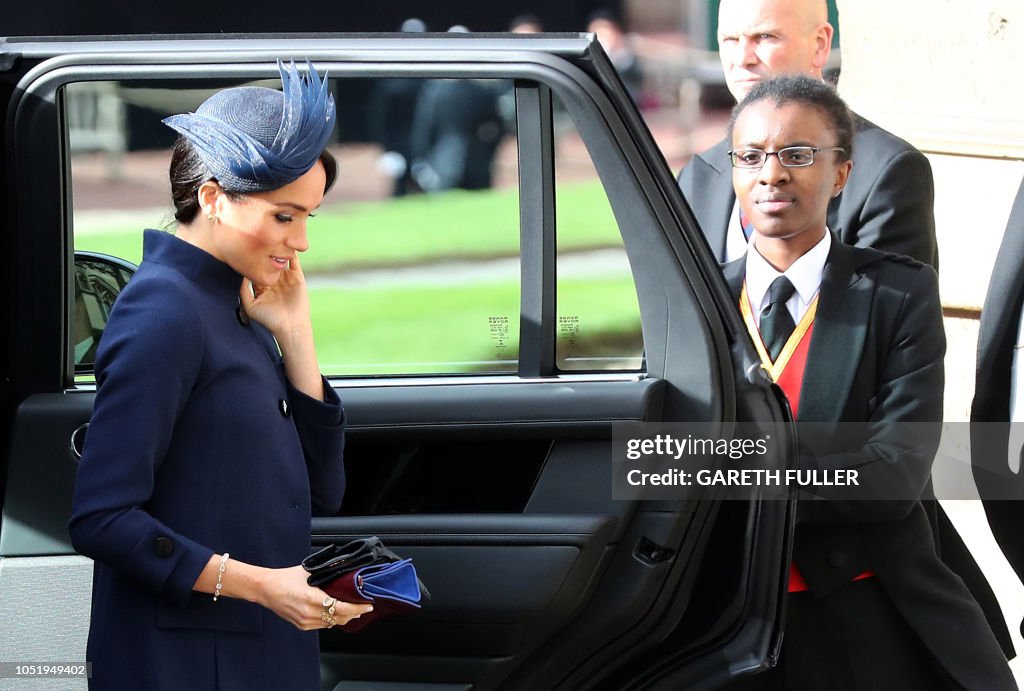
[303,538,429,632]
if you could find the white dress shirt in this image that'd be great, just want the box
[1008,305,1024,473]
[744,230,831,328]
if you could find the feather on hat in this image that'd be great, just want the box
[163,60,336,192]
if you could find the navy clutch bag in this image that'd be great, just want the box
[303,537,429,632]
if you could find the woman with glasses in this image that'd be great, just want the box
[720,74,1013,690]
[69,61,371,690]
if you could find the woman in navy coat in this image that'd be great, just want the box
[69,61,370,690]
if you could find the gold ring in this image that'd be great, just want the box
[322,596,336,608]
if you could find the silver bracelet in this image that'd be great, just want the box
[213,552,230,602]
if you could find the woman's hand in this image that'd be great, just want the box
[256,565,372,631]
[238,255,325,400]
[195,557,371,630]
[239,254,312,339]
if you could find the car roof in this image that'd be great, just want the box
[0,33,599,60]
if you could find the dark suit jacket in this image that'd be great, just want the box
[724,241,1014,690]
[972,175,1024,629]
[693,110,1018,657]
[411,79,503,191]
[680,114,938,269]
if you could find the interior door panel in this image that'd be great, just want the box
[314,378,667,687]
[341,378,665,437]
[3,377,669,689]
[312,514,618,655]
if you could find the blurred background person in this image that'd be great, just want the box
[586,9,643,104]
[367,18,429,197]
[410,27,504,193]
[972,174,1024,637]
[410,78,504,193]
[509,13,544,34]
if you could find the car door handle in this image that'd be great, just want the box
[70,423,89,460]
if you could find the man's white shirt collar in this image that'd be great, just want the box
[744,230,831,326]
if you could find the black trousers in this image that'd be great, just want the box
[723,578,961,690]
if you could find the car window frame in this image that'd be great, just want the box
[10,42,734,421]
[11,55,645,391]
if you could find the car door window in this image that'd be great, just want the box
[552,94,644,372]
[67,76,522,378]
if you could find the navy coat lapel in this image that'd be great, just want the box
[694,139,736,260]
[797,241,871,422]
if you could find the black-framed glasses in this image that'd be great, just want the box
[728,146,846,169]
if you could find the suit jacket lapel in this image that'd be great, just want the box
[798,240,871,422]
[974,176,1024,421]
[722,257,745,304]
[723,243,869,423]
[695,139,736,260]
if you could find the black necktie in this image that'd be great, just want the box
[760,276,797,361]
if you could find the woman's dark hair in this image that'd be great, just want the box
[727,74,854,163]
[169,137,339,224]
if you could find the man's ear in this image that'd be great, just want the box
[811,22,834,71]
[833,159,853,197]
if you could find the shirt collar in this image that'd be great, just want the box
[744,230,831,309]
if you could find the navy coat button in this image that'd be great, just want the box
[279,399,291,417]
[827,550,845,567]
[236,306,250,326]
[154,536,174,557]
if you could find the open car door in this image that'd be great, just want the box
[0,35,796,689]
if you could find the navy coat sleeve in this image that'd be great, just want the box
[69,276,215,605]
[287,378,346,515]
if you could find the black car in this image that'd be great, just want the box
[0,34,796,690]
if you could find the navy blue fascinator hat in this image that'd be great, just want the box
[163,60,336,193]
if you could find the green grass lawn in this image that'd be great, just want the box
[74,180,622,272]
[312,273,642,376]
[75,180,644,379]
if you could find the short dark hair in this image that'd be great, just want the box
[168,137,338,224]
[727,75,854,163]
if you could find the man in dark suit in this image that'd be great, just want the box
[678,0,937,269]
[722,74,1012,690]
[972,175,1024,635]
[409,78,504,193]
[682,0,1017,660]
